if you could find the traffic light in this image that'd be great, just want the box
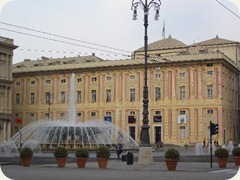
[210,121,219,136]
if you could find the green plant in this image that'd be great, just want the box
[20,147,33,159]
[165,148,180,161]
[232,147,240,157]
[96,146,111,159]
[54,146,68,158]
[75,148,89,158]
[215,148,229,158]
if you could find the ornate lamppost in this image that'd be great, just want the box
[131,0,161,146]
[45,91,53,120]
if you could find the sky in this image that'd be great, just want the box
[0,0,240,64]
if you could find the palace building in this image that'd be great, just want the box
[0,36,18,143]
[11,36,240,146]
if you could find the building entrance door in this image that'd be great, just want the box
[129,126,135,140]
[155,126,161,143]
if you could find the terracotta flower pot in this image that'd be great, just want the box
[97,158,108,168]
[165,160,178,171]
[21,158,32,167]
[56,158,67,168]
[233,157,240,166]
[217,158,228,168]
[76,158,87,168]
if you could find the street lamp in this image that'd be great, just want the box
[45,91,53,120]
[131,0,161,146]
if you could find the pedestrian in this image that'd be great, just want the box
[121,149,128,161]
[115,144,123,160]
[157,140,163,148]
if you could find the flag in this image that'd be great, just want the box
[162,21,165,39]
[15,117,22,124]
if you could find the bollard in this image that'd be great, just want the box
[127,152,133,165]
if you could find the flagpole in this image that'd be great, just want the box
[162,20,165,39]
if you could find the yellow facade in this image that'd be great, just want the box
[12,36,240,146]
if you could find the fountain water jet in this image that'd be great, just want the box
[6,73,139,150]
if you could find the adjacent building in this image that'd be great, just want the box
[12,36,240,146]
[0,36,18,143]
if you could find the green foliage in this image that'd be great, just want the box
[75,148,89,158]
[164,148,180,161]
[232,147,240,157]
[96,146,111,159]
[54,146,68,158]
[215,148,229,158]
[20,147,33,159]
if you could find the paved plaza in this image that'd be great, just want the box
[0,146,240,180]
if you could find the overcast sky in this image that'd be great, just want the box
[0,0,240,64]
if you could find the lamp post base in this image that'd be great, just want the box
[138,147,153,165]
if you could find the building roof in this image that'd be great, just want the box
[135,35,187,51]
[13,55,104,68]
[12,51,239,74]
[0,36,18,49]
[190,35,239,47]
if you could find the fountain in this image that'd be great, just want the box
[0,141,18,156]
[7,73,139,150]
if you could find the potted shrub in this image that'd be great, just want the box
[54,146,68,168]
[215,147,229,168]
[96,146,111,168]
[164,148,180,171]
[75,148,89,168]
[232,147,240,166]
[20,147,33,167]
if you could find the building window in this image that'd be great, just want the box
[61,79,66,83]
[179,72,185,77]
[31,81,35,85]
[207,85,213,98]
[16,93,20,104]
[91,112,96,117]
[128,115,136,123]
[106,89,111,102]
[155,73,161,78]
[130,75,135,79]
[106,76,111,81]
[30,93,35,104]
[179,126,186,139]
[91,90,96,103]
[45,92,50,104]
[155,87,161,101]
[45,113,49,118]
[77,91,82,103]
[155,111,161,115]
[180,110,185,115]
[77,78,82,82]
[106,112,111,116]
[207,110,214,114]
[179,86,186,99]
[130,88,135,102]
[46,80,51,84]
[30,113,34,117]
[130,111,135,115]
[77,112,82,117]
[92,77,97,82]
[207,71,213,75]
[60,112,65,117]
[61,91,66,103]
[16,82,21,86]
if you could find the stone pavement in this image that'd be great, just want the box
[1,145,239,180]
[1,159,239,180]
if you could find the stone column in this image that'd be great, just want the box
[3,120,6,141]
[7,121,11,140]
